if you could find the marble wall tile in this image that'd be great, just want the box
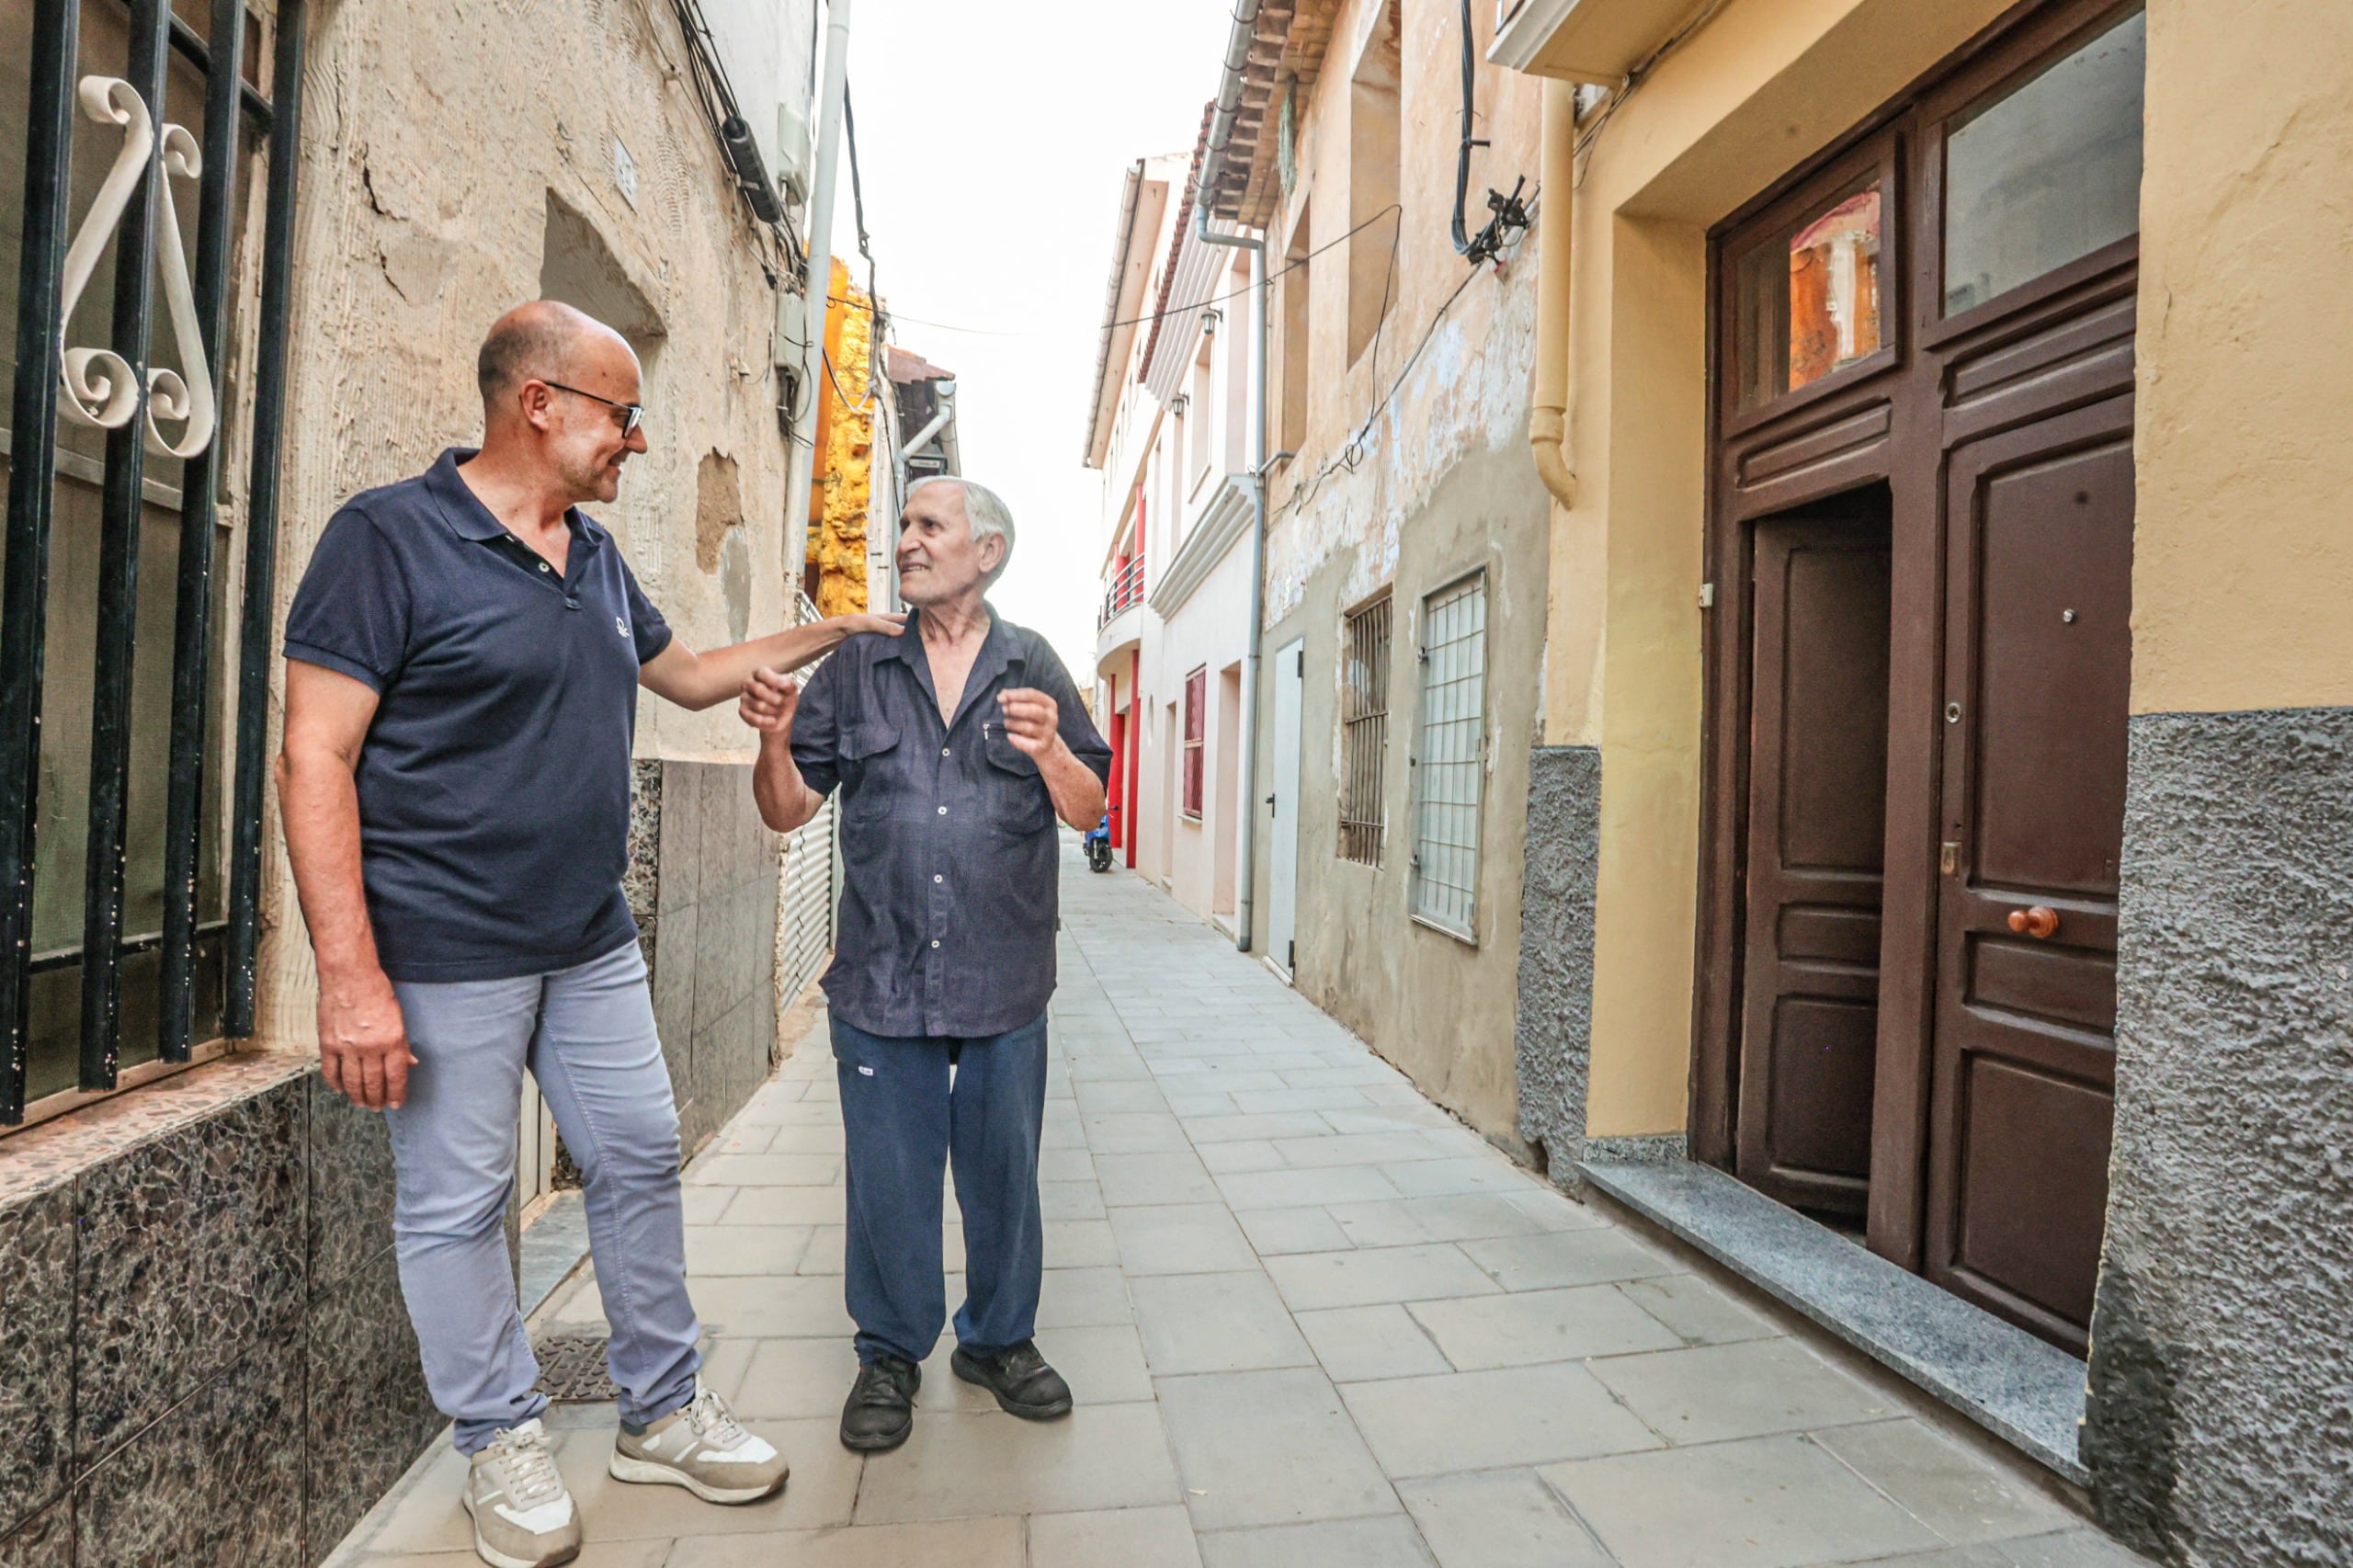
[75,1341,302,1568]
[73,1121,200,1467]
[655,759,705,917]
[0,1185,74,1534]
[190,1082,306,1384]
[303,1250,441,1561]
[0,1496,71,1568]
[307,1075,396,1299]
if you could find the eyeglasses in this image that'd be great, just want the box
[539,378,647,437]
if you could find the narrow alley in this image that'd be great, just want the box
[328,847,2144,1568]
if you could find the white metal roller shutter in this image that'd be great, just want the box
[777,799,835,1001]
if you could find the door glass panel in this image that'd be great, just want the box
[1734,182,1884,410]
[1943,8,2144,315]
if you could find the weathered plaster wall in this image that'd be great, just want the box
[1256,442,1550,1140]
[255,0,799,1042]
[2130,0,2353,716]
[2086,709,2353,1565]
[1243,0,1551,1142]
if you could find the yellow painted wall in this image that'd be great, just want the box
[1538,0,2013,1138]
[811,257,876,616]
[2131,0,2353,714]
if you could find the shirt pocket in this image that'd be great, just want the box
[839,719,902,824]
[983,726,1051,837]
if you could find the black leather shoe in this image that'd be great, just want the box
[839,1356,920,1452]
[949,1339,1073,1420]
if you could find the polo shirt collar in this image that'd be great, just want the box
[426,447,608,554]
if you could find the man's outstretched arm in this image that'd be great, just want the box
[642,612,904,711]
[742,667,826,832]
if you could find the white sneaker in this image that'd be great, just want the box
[461,1419,580,1568]
[608,1381,790,1505]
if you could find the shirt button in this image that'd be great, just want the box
[538,562,550,572]
[938,805,947,815]
[941,747,951,756]
[933,874,943,883]
[929,939,940,949]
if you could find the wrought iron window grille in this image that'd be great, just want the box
[2,0,308,1126]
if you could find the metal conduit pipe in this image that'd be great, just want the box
[1529,78,1577,508]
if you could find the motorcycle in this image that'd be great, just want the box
[1084,813,1113,872]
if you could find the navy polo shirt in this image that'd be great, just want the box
[282,448,673,983]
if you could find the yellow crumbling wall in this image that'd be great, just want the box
[810,257,876,615]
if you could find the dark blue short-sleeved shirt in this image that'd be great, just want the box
[791,608,1112,1039]
[283,448,673,983]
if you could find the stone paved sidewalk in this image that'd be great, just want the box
[331,843,2150,1568]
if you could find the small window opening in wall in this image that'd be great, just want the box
[1733,179,1884,409]
[1182,666,1207,820]
[1279,199,1313,457]
[1347,1,1403,369]
[1338,594,1392,866]
[1410,572,1488,941]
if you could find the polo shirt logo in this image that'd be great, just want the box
[615,616,630,638]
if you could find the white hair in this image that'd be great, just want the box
[909,475,1016,581]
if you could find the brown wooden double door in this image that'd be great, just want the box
[1701,0,2146,1353]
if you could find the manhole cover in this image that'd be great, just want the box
[533,1335,618,1403]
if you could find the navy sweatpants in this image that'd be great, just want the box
[830,1010,1050,1366]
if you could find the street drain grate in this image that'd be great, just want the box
[533,1335,618,1403]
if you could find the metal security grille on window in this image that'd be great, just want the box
[1410,574,1486,939]
[1338,596,1391,866]
[1,0,307,1125]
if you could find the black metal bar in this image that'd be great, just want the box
[0,0,85,1125]
[79,0,176,1092]
[158,0,245,1063]
[225,0,301,1038]
[165,9,275,128]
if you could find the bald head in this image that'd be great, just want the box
[476,300,633,412]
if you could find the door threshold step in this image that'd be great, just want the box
[1578,1156,2088,1484]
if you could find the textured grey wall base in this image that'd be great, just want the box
[2085,707,2353,1565]
[1515,745,1602,1175]
[1584,1133,1686,1165]
[0,1069,439,1566]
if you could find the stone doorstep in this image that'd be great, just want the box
[1577,1156,2091,1485]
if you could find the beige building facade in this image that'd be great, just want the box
[1491,0,2353,1558]
[1209,0,1554,1142]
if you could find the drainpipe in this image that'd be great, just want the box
[781,0,853,549]
[1529,78,1577,508]
[1195,0,1269,951]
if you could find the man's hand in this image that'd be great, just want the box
[740,667,801,733]
[997,687,1065,762]
[317,968,416,1110]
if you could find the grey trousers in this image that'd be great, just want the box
[384,940,700,1453]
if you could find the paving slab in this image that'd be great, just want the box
[325,842,2151,1568]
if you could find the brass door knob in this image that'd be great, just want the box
[2006,905,2060,939]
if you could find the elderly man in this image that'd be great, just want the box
[278,301,897,1568]
[741,476,1110,1452]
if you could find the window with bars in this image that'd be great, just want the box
[1337,593,1390,866]
[0,0,305,1125]
[1409,572,1487,941]
[1181,665,1206,819]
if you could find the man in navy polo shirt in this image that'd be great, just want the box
[278,301,893,1568]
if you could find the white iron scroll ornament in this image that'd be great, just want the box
[56,75,217,460]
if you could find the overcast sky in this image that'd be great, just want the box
[828,0,1234,681]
